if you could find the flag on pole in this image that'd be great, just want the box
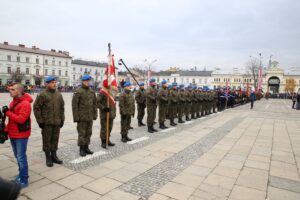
[101,54,118,106]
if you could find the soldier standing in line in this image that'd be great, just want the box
[97,87,116,149]
[72,75,97,157]
[199,88,205,117]
[177,84,186,123]
[146,78,158,133]
[184,85,192,121]
[157,80,169,129]
[135,82,146,126]
[191,86,198,119]
[212,89,218,113]
[195,87,201,118]
[165,84,172,121]
[33,76,64,167]
[119,82,134,142]
[169,82,178,126]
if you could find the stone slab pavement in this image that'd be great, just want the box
[0,93,300,200]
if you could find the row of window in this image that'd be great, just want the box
[73,67,104,76]
[6,55,69,66]
[157,77,208,84]
[6,67,68,76]
[213,78,252,83]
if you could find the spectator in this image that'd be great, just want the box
[297,89,300,110]
[249,90,256,109]
[2,83,33,188]
[292,92,297,109]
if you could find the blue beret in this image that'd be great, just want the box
[193,86,197,89]
[45,76,57,83]
[172,82,177,86]
[188,85,192,89]
[123,82,132,87]
[149,78,156,83]
[179,84,184,88]
[161,80,167,85]
[81,74,91,81]
[139,82,145,86]
[167,85,172,89]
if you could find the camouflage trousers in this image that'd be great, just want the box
[147,105,157,126]
[178,103,185,118]
[137,104,146,122]
[213,101,218,112]
[201,102,207,115]
[191,102,198,115]
[158,104,168,123]
[121,114,131,135]
[42,125,60,152]
[168,103,177,119]
[100,117,114,140]
[197,102,202,114]
[77,121,93,146]
[184,103,191,116]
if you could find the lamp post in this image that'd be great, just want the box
[144,59,157,86]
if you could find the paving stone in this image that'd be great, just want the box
[40,166,75,181]
[55,187,101,200]
[84,177,122,195]
[270,160,300,181]
[106,168,140,183]
[57,173,94,189]
[269,175,300,193]
[148,193,170,200]
[81,165,112,178]
[26,183,70,200]
[218,160,244,170]
[267,186,300,200]
[172,172,205,188]
[157,182,195,200]
[21,178,52,194]
[203,174,236,190]
[236,167,268,191]
[101,159,129,170]
[229,185,266,200]
[183,165,212,177]
[212,166,240,179]
[98,189,141,200]
[198,183,231,198]
[244,159,269,170]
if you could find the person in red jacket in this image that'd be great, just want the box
[2,83,33,188]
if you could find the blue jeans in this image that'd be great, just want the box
[10,138,29,184]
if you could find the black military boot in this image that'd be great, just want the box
[140,121,146,126]
[101,139,106,149]
[79,146,86,157]
[85,145,94,155]
[152,125,158,132]
[159,123,164,129]
[51,151,63,164]
[196,113,201,118]
[191,114,196,119]
[148,126,154,133]
[138,121,143,127]
[178,117,185,123]
[125,134,132,141]
[162,122,169,129]
[129,126,133,129]
[45,152,53,167]
[108,140,115,146]
[121,135,127,143]
[170,119,176,126]
[186,116,191,121]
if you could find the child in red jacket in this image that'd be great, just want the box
[3,83,32,188]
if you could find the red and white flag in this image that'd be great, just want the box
[101,54,118,107]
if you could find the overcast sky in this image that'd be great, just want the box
[1,0,300,72]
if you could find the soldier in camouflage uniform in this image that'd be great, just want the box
[169,82,178,126]
[177,84,185,123]
[190,86,197,119]
[119,82,135,142]
[135,82,146,126]
[157,80,169,129]
[208,89,213,114]
[212,89,218,113]
[97,88,116,149]
[146,78,158,133]
[72,75,97,157]
[195,87,201,118]
[202,89,208,116]
[184,85,192,121]
[165,84,172,120]
[34,76,64,167]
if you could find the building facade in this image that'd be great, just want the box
[0,42,72,86]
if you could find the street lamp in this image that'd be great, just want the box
[144,59,157,86]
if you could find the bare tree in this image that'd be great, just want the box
[9,70,25,83]
[245,57,260,89]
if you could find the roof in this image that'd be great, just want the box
[153,70,213,76]
[0,42,72,58]
[72,59,107,68]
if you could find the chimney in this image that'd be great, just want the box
[19,44,25,48]
[51,49,56,52]
[3,41,8,45]
[32,46,36,49]
[58,50,62,53]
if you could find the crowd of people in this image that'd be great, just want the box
[2,74,299,194]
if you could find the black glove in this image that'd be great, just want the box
[38,123,45,129]
[2,106,9,114]
[103,107,110,112]
[60,121,64,128]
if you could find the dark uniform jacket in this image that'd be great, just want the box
[157,87,169,106]
[146,87,158,106]
[97,92,116,119]
[135,89,146,106]
[34,89,65,126]
[119,90,135,115]
[72,86,97,122]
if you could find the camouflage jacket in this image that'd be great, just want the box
[169,89,178,104]
[135,88,146,106]
[33,89,65,126]
[97,92,116,119]
[157,87,169,105]
[119,90,135,115]
[178,90,186,104]
[146,86,158,106]
[72,86,97,122]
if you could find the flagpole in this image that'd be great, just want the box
[106,43,111,146]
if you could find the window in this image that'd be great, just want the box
[45,69,48,76]
[25,80,30,85]
[26,57,29,63]
[52,60,55,66]
[7,67,11,74]
[45,59,48,65]
[65,62,68,66]
[7,55,11,61]
[181,78,184,83]
[174,78,177,83]
[17,56,20,62]
[73,75,75,80]
[52,70,55,75]
[186,78,189,83]
[26,68,29,75]
[73,67,75,71]
[192,78,195,84]
[204,78,207,84]
[36,58,39,64]
[59,70,61,76]
[65,71,68,76]
[36,69,39,75]
[199,78,202,84]
[16,67,20,74]
[59,61,61,66]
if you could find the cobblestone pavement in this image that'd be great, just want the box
[0,93,300,200]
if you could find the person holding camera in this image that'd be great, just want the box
[33,76,65,167]
[2,83,33,188]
